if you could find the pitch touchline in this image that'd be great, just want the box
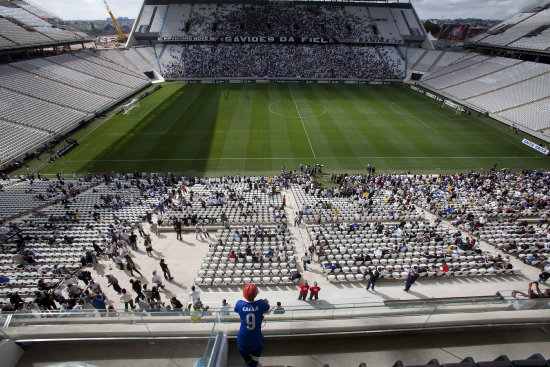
[67,156,542,162]
[288,85,317,158]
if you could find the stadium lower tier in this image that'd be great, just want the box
[158,44,405,80]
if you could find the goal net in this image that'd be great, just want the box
[123,99,140,114]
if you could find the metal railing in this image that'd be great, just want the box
[1,295,548,334]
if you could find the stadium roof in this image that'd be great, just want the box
[0,0,93,53]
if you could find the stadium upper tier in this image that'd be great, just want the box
[0,0,92,51]
[130,1,426,45]
[0,49,152,166]
[469,1,550,53]
[132,1,427,80]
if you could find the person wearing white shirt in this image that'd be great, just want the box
[120,288,135,310]
[220,299,231,316]
[151,270,164,289]
[188,285,201,307]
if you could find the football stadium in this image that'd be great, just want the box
[0,0,550,366]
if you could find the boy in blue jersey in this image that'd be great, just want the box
[234,283,270,367]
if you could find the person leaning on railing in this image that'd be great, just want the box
[190,299,209,323]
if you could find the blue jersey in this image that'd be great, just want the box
[234,299,270,348]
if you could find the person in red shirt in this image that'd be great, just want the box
[298,280,309,301]
[309,281,321,300]
[228,251,237,259]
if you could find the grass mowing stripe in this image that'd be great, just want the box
[40,83,550,175]
[332,85,410,159]
[308,85,367,159]
[396,86,536,156]
[296,85,352,161]
[289,84,316,158]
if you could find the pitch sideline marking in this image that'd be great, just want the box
[288,85,317,158]
[65,156,543,162]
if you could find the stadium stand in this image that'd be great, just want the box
[403,47,426,69]
[159,43,405,79]
[292,186,423,224]
[309,222,516,282]
[410,171,550,219]
[196,227,296,286]
[476,9,550,48]
[421,57,522,91]
[418,55,550,136]
[469,0,550,53]
[427,51,473,73]
[0,178,96,222]
[0,120,50,166]
[161,178,285,226]
[0,49,151,166]
[0,174,161,302]
[393,354,550,367]
[91,47,160,74]
[154,3,408,43]
[499,98,550,132]
[438,61,550,100]
[412,50,446,73]
[2,170,548,309]
[0,86,86,133]
[368,6,402,43]
[121,48,157,73]
[0,1,91,51]
[466,72,550,113]
[134,47,159,69]
[0,64,114,114]
[0,5,50,27]
[479,221,549,265]
[158,3,192,38]
[0,18,52,45]
[133,1,428,80]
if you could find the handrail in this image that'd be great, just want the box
[0,294,546,322]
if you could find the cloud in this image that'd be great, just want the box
[38,0,533,21]
[38,0,143,20]
[410,0,535,20]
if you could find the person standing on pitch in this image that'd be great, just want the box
[234,283,270,367]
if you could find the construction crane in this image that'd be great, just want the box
[103,0,127,42]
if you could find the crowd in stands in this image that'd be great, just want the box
[0,169,548,313]
[159,3,403,44]
[161,44,404,79]
[155,3,408,80]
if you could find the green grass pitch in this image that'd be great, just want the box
[41,83,550,175]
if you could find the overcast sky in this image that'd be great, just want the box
[37,0,536,21]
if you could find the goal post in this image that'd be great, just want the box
[123,99,140,114]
